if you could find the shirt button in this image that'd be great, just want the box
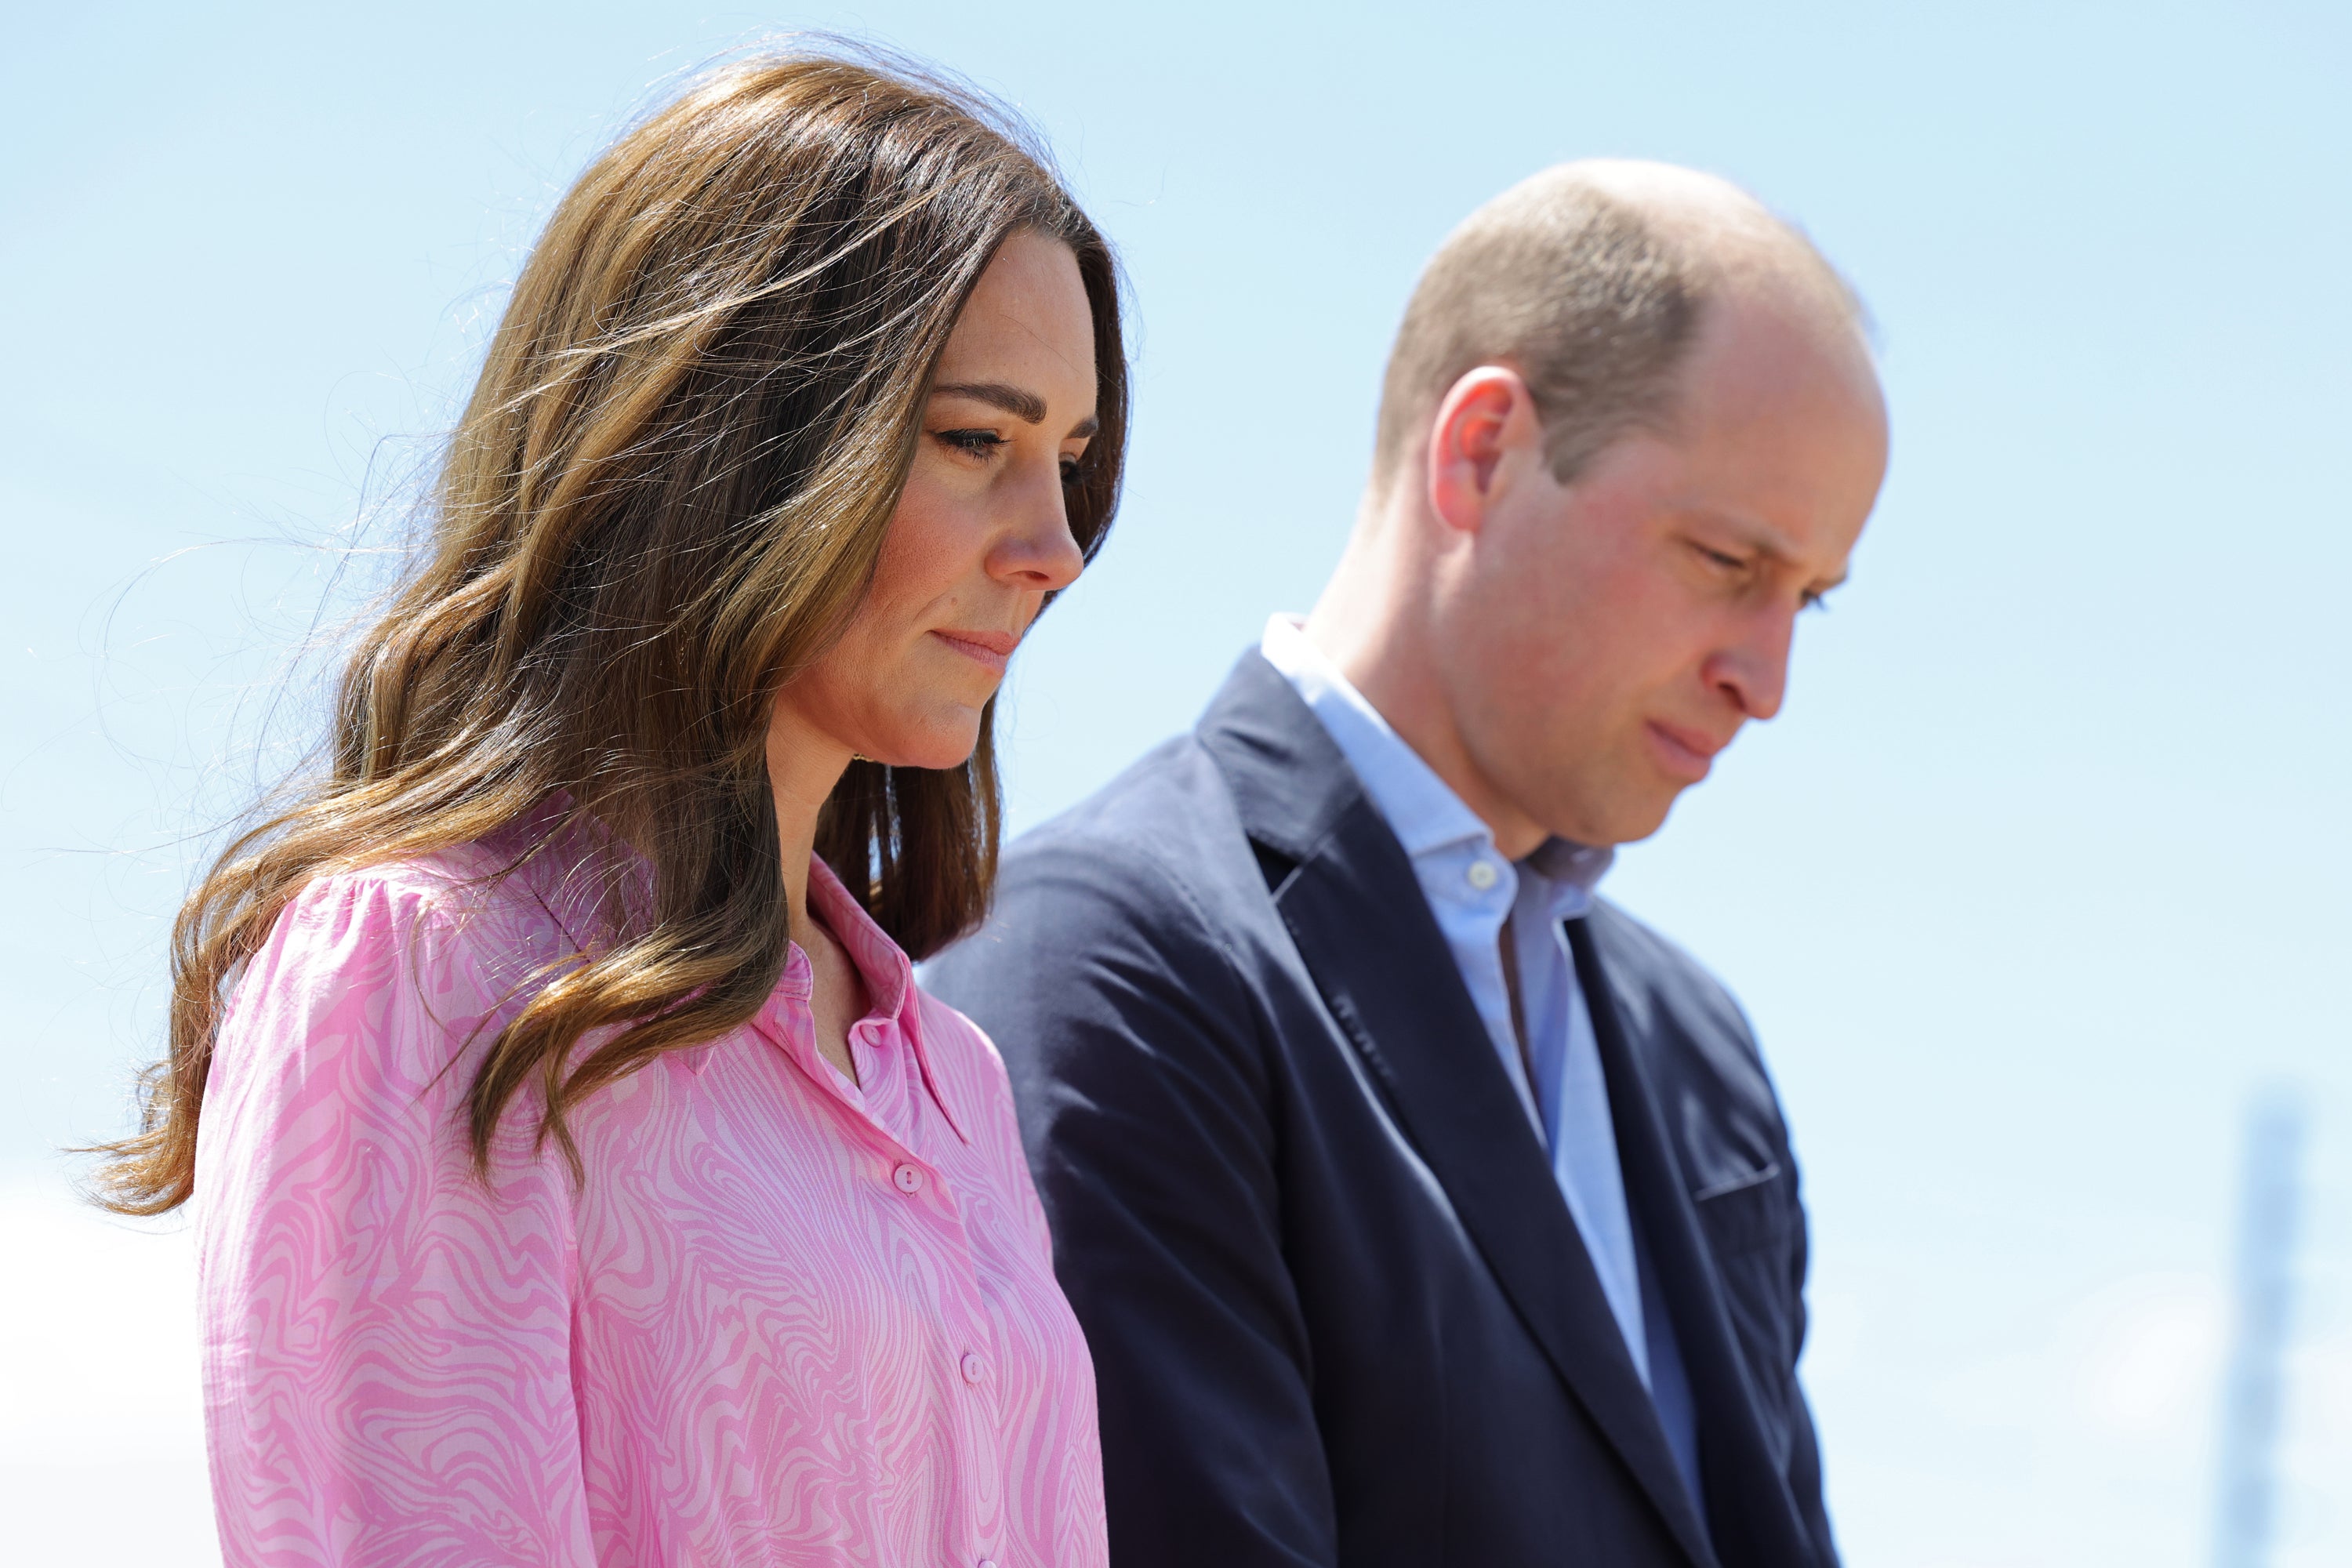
[1465,858,1499,891]
[891,1163,925,1194]
[960,1351,985,1385]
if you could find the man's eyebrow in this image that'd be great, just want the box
[1695,510,1846,588]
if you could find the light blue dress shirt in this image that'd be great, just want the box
[1261,615,1702,1502]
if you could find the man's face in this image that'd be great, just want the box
[1436,289,1889,847]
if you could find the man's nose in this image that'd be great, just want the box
[1705,608,1794,720]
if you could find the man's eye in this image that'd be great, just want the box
[1697,544,1747,572]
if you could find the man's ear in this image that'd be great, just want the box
[1426,365,1541,535]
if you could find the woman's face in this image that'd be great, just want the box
[774,233,1098,780]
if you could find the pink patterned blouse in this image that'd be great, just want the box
[194,818,1108,1568]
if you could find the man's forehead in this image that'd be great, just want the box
[1664,298,1888,559]
[1681,289,1878,419]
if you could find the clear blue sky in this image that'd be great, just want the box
[3,3,2347,1563]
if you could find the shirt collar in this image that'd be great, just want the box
[493,794,973,1142]
[804,855,918,1029]
[1259,615,1616,892]
[1260,615,1491,859]
[1526,836,1616,899]
[765,855,973,1145]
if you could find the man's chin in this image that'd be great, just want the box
[1561,786,1681,850]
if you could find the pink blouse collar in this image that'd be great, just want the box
[756,853,974,1145]
[484,794,974,1145]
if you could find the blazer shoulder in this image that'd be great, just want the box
[929,733,1271,1074]
[993,734,1259,950]
[1587,898,1759,1053]
[1586,899,1795,1179]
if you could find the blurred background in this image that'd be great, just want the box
[3,2,2346,1563]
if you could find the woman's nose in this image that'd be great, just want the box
[990,468,1086,592]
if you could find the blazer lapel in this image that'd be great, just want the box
[1198,654,1719,1568]
[1570,918,1818,1567]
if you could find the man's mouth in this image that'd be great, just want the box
[1644,719,1729,782]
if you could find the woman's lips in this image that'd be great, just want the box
[931,629,1018,673]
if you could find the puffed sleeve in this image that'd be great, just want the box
[194,869,594,1568]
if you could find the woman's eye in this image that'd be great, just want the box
[936,428,1005,460]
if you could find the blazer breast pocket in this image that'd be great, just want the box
[1691,1163,1795,1258]
[1691,1163,1805,1449]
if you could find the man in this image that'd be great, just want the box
[928,161,1889,1567]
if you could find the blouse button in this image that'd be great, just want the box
[960,1351,985,1385]
[978,1560,999,1568]
[891,1163,925,1194]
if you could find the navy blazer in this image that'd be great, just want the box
[927,652,1838,1567]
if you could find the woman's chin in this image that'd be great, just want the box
[862,719,984,772]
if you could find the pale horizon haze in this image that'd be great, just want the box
[2,4,2346,1564]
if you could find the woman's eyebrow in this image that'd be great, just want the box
[931,380,1098,439]
[931,381,1047,423]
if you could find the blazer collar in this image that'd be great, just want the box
[1198,650,1720,1568]
[1194,649,1364,866]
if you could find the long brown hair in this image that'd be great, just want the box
[89,47,1128,1214]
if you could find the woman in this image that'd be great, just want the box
[91,49,1125,1567]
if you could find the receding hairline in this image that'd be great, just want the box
[1475,159,1863,328]
[1571,164,1882,433]
[1370,159,1867,495]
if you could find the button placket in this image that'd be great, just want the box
[864,1104,1003,1552]
[925,1194,1007,1567]
[881,1156,967,1233]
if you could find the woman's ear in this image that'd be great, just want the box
[1425,365,1540,535]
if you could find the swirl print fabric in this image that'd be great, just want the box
[193,822,1107,1567]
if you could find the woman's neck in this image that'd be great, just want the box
[763,703,855,945]
[763,700,871,1085]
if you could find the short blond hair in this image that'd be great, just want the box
[1372,165,1853,491]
